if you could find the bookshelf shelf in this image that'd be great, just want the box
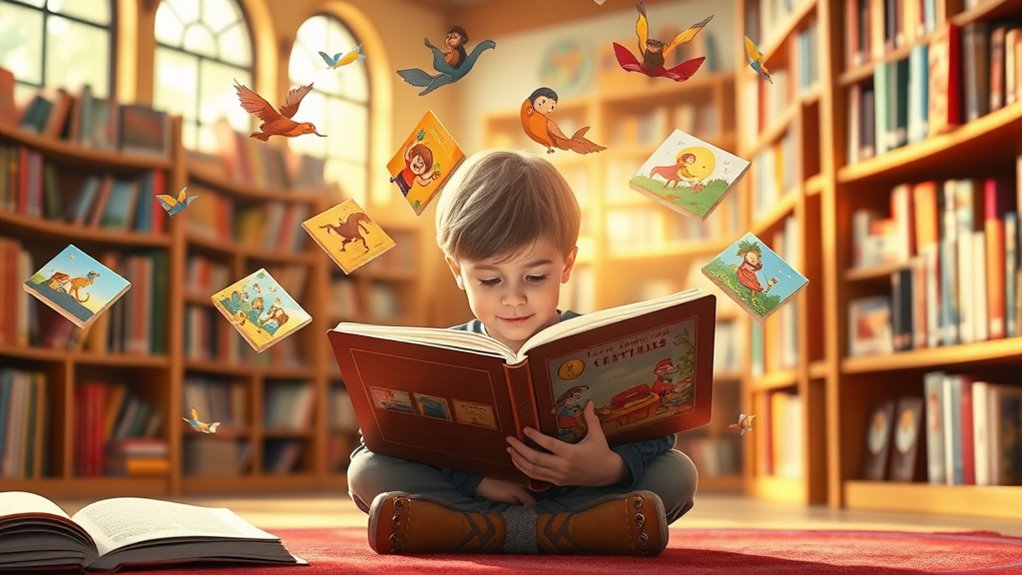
[357,268,420,282]
[242,248,316,264]
[844,481,1022,520]
[71,353,170,368]
[845,262,908,282]
[607,239,729,261]
[186,163,323,204]
[749,475,807,504]
[0,122,174,171]
[599,72,726,103]
[260,366,315,379]
[183,359,253,376]
[804,174,824,195]
[757,0,818,65]
[698,473,746,492]
[183,293,213,306]
[951,0,1022,26]
[837,102,1022,184]
[715,371,744,382]
[182,428,251,440]
[808,360,827,379]
[0,344,69,363]
[838,33,936,87]
[0,211,171,247]
[841,338,1022,374]
[749,369,799,392]
[746,103,800,158]
[262,430,315,439]
[750,190,799,236]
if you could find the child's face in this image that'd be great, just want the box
[447,237,577,354]
[410,154,426,174]
[533,96,556,114]
[445,32,464,49]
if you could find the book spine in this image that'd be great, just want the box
[502,362,540,441]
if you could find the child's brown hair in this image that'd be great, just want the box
[435,150,580,262]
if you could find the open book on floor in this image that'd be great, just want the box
[328,289,716,489]
[0,491,306,572]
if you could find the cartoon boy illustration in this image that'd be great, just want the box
[390,142,439,197]
[439,25,469,69]
[650,358,679,401]
[552,384,590,440]
[736,239,778,303]
[260,302,289,336]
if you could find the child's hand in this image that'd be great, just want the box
[475,477,537,505]
[506,401,628,488]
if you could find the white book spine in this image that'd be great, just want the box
[972,230,989,342]
[972,382,990,486]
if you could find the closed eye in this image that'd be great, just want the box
[479,278,501,287]
[526,274,548,284]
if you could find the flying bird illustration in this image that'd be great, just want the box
[233,80,326,140]
[156,186,198,217]
[728,413,756,436]
[182,407,221,434]
[520,87,605,155]
[319,45,366,69]
[744,35,773,84]
[613,2,712,82]
[397,30,496,96]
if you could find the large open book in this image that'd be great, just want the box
[328,289,716,489]
[0,491,305,571]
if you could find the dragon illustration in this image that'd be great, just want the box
[320,212,371,252]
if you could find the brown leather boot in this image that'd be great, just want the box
[535,490,669,555]
[367,491,506,554]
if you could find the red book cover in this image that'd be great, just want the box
[984,178,1012,339]
[328,290,716,489]
[928,22,962,136]
[17,146,28,215]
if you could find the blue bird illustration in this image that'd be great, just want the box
[397,34,496,96]
[744,35,773,84]
[156,186,198,216]
[318,45,366,69]
[728,413,756,436]
[182,407,221,434]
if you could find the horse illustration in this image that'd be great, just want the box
[320,212,371,252]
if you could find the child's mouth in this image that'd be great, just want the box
[499,315,532,324]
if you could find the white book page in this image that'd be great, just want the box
[333,323,516,361]
[71,498,278,557]
[0,491,70,520]
[517,288,706,359]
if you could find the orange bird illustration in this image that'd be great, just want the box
[520,87,605,155]
[233,80,327,141]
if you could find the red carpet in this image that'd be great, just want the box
[119,527,1022,574]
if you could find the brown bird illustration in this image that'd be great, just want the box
[520,87,605,155]
[233,80,327,141]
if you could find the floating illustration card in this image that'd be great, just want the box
[302,199,395,274]
[387,110,465,215]
[701,232,808,322]
[211,268,312,353]
[630,129,750,221]
[23,244,130,329]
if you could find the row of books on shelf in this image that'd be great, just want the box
[611,104,721,150]
[850,171,1021,353]
[327,434,357,472]
[0,238,34,347]
[0,146,168,234]
[844,0,941,69]
[0,368,47,479]
[676,435,742,478]
[185,189,308,253]
[184,303,307,368]
[209,119,327,191]
[740,27,820,146]
[183,378,248,430]
[183,437,253,477]
[264,382,315,430]
[751,217,801,375]
[847,22,1022,164]
[0,69,173,158]
[329,385,358,432]
[330,277,405,322]
[185,255,231,296]
[865,373,1022,485]
[714,319,744,374]
[749,131,800,219]
[745,0,809,52]
[76,382,163,477]
[754,390,804,479]
[358,234,417,275]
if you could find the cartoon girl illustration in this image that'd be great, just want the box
[675,146,714,193]
[260,303,290,335]
[736,239,778,303]
[390,142,439,197]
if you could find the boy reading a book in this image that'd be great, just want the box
[347,150,698,556]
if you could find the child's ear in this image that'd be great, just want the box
[445,255,465,290]
[560,246,578,283]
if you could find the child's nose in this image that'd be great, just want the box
[501,286,527,306]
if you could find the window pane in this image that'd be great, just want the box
[328,99,367,163]
[286,91,328,158]
[0,4,43,84]
[216,22,251,67]
[21,0,45,7]
[154,47,199,120]
[154,2,185,46]
[202,0,239,33]
[48,0,109,24]
[182,121,199,151]
[183,22,218,58]
[46,17,110,98]
[199,59,251,132]
[327,158,366,206]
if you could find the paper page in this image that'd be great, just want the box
[0,491,70,520]
[71,498,278,557]
[332,322,516,361]
[518,288,706,359]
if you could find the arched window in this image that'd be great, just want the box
[288,14,369,203]
[154,0,253,151]
[0,0,114,103]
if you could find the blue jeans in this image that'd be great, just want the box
[347,448,697,524]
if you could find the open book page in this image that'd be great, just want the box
[0,491,70,520]
[332,322,515,361]
[518,288,706,359]
[71,498,279,557]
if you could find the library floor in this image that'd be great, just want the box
[58,492,1022,537]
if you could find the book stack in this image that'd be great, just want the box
[105,438,170,477]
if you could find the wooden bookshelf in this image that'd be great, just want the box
[483,70,747,492]
[737,0,1022,519]
[0,101,425,498]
